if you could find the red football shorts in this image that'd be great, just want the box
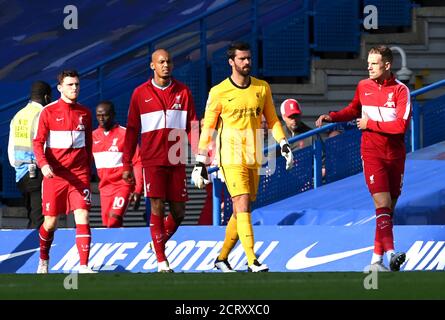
[143,166,188,202]
[99,184,133,224]
[362,156,405,198]
[42,174,91,216]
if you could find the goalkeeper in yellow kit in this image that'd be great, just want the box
[192,42,294,272]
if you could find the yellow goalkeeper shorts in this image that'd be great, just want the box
[220,165,260,201]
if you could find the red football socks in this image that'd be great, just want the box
[76,224,91,266]
[107,213,123,228]
[164,214,181,242]
[150,214,167,262]
[375,207,394,254]
[39,225,54,260]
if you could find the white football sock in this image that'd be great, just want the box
[371,253,383,264]
[386,249,395,263]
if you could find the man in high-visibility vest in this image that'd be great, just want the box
[8,81,52,228]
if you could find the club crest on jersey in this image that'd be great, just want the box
[384,92,395,108]
[76,115,85,130]
[172,95,182,110]
[108,137,119,152]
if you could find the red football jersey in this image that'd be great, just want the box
[93,124,143,193]
[123,78,198,170]
[329,74,411,159]
[33,98,92,177]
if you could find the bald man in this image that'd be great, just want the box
[122,49,198,272]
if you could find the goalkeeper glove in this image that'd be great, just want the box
[191,154,210,189]
[280,140,294,170]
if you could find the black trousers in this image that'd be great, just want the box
[16,170,43,229]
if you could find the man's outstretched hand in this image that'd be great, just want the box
[315,114,332,127]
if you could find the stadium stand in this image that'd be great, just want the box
[1,0,445,230]
[2,1,445,280]
[252,146,445,226]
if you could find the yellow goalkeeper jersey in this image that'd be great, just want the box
[198,76,285,168]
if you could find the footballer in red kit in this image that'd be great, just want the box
[122,49,198,272]
[316,46,410,272]
[33,69,96,274]
[93,101,143,228]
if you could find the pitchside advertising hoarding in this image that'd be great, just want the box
[0,226,444,273]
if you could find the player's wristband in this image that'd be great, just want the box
[195,154,207,164]
[279,139,288,148]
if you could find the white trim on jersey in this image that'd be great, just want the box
[166,109,187,129]
[93,151,123,168]
[395,79,411,120]
[362,105,397,122]
[47,130,85,148]
[141,110,165,133]
[151,78,172,90]
[140,110,187,133]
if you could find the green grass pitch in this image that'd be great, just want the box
[0,272,444,300]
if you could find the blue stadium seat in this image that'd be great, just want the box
[174,60,206,118]
[211,46,231,87]
[263,11,310,76]
[324,128,362,184]
[313,0,360,52]
[422,94,445,148]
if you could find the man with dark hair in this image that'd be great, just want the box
[192,41,294,272]
[92,101,143,228]
[226,41,251,60]
[33,69,95,274]
[123,49,198,273]
[316,45,410,272]
[8,81,51,229]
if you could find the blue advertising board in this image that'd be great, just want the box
[1,226,444,273]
